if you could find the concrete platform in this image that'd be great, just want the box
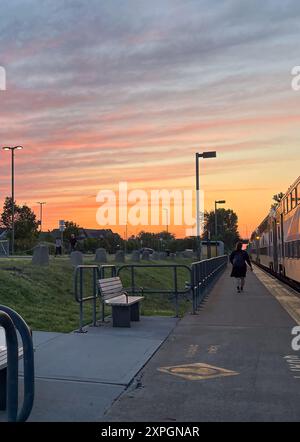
[1,316,177,422]
[103,268,300,422]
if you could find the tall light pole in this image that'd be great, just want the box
[196,151,217,261]
[214,200,226,257]
[2,145,23,255]
[36,202,46,232]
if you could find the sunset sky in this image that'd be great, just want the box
[0,0,300,238]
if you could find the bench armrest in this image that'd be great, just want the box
[123,291,129,303]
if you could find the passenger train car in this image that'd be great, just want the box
[249,176,300,286]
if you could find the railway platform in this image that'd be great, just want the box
[103,267,300,422]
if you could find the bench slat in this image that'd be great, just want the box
[99,278,122,285]
[103,292,124,301]
[99,280,123,287]
[99,284,123,292]
[0,347,24,370]
[99,277,144,308]
[105,295,144,306]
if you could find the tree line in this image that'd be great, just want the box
[0,196,242,254]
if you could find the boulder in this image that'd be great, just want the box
[151,252,160,260]
[115,250,125,263]
[95,248,107,263]
[141,250,150,261]
[131,251,140,262]
[32,245,49,266]
[70,251,83,267]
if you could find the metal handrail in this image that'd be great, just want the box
[74,265,101,332]
[0,311,18,422]
[117,264,192,318]
[74,256,228,325]
[191,255,228,312]
[0,305,34,422]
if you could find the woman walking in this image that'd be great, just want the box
[230,242,253,293]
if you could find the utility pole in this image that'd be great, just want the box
[37,202,46,232]
[2,145,24,255]
[196,151,217,261]
[214,200,226,257]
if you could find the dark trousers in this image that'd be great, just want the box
[55,246,62,256]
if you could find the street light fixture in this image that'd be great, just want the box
[195,151,217,261]
[36,202,46,232]
[2,145,24,255]
[215,200,226,257]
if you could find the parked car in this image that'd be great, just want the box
[140,247,154,255]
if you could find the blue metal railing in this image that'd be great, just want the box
[0,311,18,422]
[0,305,34,422]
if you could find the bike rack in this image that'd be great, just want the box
[0,305,34,422]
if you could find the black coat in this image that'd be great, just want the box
[230,250,251,278]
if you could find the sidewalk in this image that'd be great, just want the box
[103,268,300,422]
[0,316,178,422]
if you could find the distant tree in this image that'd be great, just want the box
[105,231,124,254]
[63,221,81,240]
[0,197,39,251]
[203,208,240,252]
[271,192,284,210]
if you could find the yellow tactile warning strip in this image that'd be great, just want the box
[253,267,300,326]
[158,363,239,381]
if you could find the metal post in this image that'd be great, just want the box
[192,265,196,314]
[215,201,218,258]
[174,266,178,318]
[37,202,46,233]
[92,268,97,327]
[79,267,84,333]
[11,149,15,256]
[131,266,135,295]
[40,204,43,232]
[196,153,201,261]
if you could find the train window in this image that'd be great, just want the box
[292,189,297,209]
[297,184,300,206]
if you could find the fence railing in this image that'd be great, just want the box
[0,305,34,422]
[191,255,228,313]
[117,264,192,318]
[74,265,101,332]
[74,255,228,328]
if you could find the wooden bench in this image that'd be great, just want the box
[0,328,23,411]
[98,277,144,327]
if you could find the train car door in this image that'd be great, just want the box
[273,218,278,272]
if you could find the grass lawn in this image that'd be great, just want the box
[0,256,193,333]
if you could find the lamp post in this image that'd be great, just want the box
[36,202,46,232]
[214,199,226,257]
[195,151,217,261]
[2,146,23,255]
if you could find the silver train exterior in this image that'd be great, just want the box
[249,176,300,284]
